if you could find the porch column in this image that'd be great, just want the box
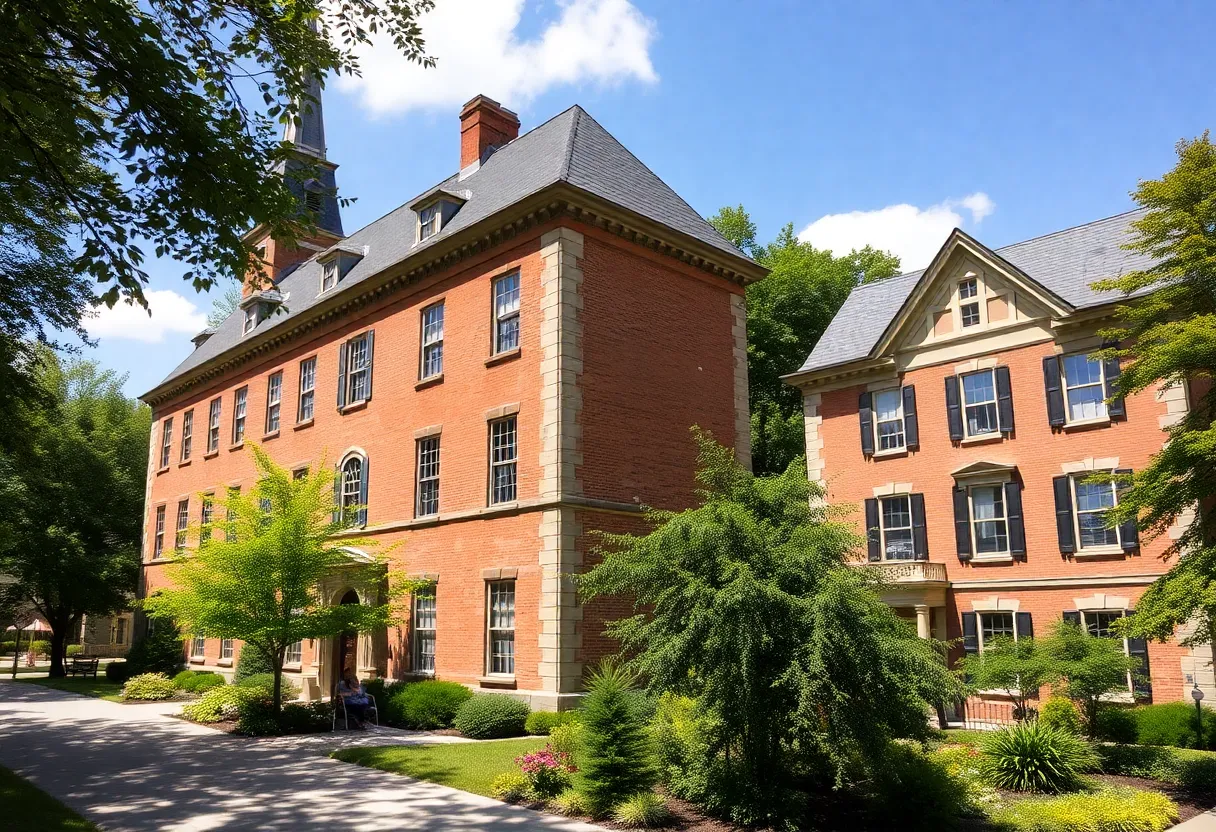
[915,604,932,639]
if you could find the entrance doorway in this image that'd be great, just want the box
[333,590,360,694]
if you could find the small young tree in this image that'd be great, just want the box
[1045,620,1142,734]
[959,636,1055,721]
[144,445,390,722]
[578,661,658,816]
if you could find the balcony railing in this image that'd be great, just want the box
[855,560,948,584]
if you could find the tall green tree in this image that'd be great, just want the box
[708,208,901,474]
[1100,134,1216,662]
[0,349,149,676]
[578,430,960,826]
[144,444,391,719]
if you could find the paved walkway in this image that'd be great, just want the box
[0,680,605,831]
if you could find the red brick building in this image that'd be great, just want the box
[138,93,762,708]
[785,215,1203,715]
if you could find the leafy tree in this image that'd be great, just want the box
[0,349,149,676]
[959,636,1054,721]
[577,429,960,825]
[578,661,658,816]
[206,284,243,328]
[143,445,390,720]
[1046,621,1141,734]
[708,208,901,474]
[1098,134,1216,663]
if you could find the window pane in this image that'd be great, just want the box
[494,273,521,353]
[881,496,913,560]
[971,487,1002,521]
[981,612,1015,646]
[882,496,910,529]
[1078,512,1119,547]
[1075,481,1115,512]
[1067,384,1107,422]
[877,419,905,451]
[963,371,995,405]
[959,278,978,299]
[1064,354,1103,387]
[417,438,440,516]
[874,389,900,420]
[961,302,980,327]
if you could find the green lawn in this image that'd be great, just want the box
[14,676,124,701]
[0,766,98,831]
[332,738,547,797]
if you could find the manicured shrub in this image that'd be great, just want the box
[183,685,251,723]
[1039,697,1083,735]
[121,672,177,701]
[453,694,529,739]
[1098,744,1216,792]
[578,663,657,816]
[29,639,50,657]
[650,693,717,805]
[233,643,275,681]
[173,670,225,693]
[490,771,531,802]
[235,697,281,736]
[1132,701,1216,750]
[125,623,184,676]
[549,721,584,759]
[277,702,333,735]
[865,742,969,830]
[516,744,577,799]
[1093,706,1139,745]
[612,792,669,828]
[979,721,1099,793]
[235,673,297,700]
[549,789,586,816]
[525,709,581,736]
[386,680,472,729]
[105,660,131,682]
[990,787,1177,832]
[66,644,82,657]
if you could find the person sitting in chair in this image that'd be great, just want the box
[338,675,370,728]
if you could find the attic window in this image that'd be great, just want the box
[322,260,338,292]
[243,304,266,335]
[959,278,980,327]
[419,204,439,241]
[317,246,364,295]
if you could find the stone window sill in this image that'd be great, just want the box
[282,663,302,673]
[177,459,191,468]
[871,447,908,460]
[203,450,219,460]
[156,466,170,475]
[1074,545,1127,558]
[971,553,1015,564]
[340,400,368,415]
[294,418,314,431]
[477,674,516,688]
[217,659,233,667]
[189,656,206,665]
[1063,416,1111,432]
[960,433,1003,446]
[415,374,444,391]
[261,430,280,442]
[485,348,521,368]
[229,441,244,452]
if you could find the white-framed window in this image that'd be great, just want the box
[961,370,999,437]
[493,272,521,354]
[416,437,440,517]
[873,388,905,451]
[220,638,234,661]
[346,333,371,404]
[322,260,338,293]
[175,499,189,551]
[208,398,221,453]
[418,204,439,241]
[959,278,980,328]
[486,581,515,676]
[200,494,213,543]
[243,305,257,335]
[879,495,914,561]
[1074,476,1120,550]
[285,640,302,665]
[160,417,173,469]
[225,486,240,542]
[1080,609,1136,693]
[970,485,1009,556]
[153,505,166,559]
[420,302,444,379]
[413,589,436,674]
[1062,353,1107,423]
[489,417,518,504]
[978,611,1017,651]
[298,357,315,423]
[232,387,247,444]
[341,454,364,527]
[265,372,282,434]
[181,410,193,461]
[191,634,206,659]
[115,618,127,646]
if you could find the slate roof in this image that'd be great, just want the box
[152,106,752,395]
[797,208,1156,375]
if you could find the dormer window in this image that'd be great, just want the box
[959,278,980,327]
[243,306,258,334]
[419,204,439,241]
[317,245,364,295]
[322,260,338,292]
[410,190,467,246]
[239,289,281,336]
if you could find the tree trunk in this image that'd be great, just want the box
[48,627,68,678]
[272,646,285,725]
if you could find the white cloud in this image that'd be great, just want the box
[336,0,658,115]
[797,192,997,272]
[87,290,208,344]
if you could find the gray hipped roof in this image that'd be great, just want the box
[797,209,1156,375]
[154,106,751,395]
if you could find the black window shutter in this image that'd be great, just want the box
[1104,343,1126,419]
[1043,356,1066,427]
[911,493,928,561]
[945,376,964,441]
[859,391,874,456]
[864,498,881,562]
[364,330,375,402]
[1004,481,1026,559]
[962,612,979,655]
[1053,475,1076,553]
[995,366,1015,434]
[336,342,349,409]
[1016,611,1033,640]
[1126,614,1152,700]
[953,486,972,560]
[1062,610,1081,627]
[358,456,369,527]
[1114,467,1139,550]
[902,385,919,449]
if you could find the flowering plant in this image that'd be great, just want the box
[515,744,577,799]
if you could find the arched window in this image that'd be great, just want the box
[339,453,368,527]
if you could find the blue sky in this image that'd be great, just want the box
[87,0,1216,398]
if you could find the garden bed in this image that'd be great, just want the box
[1089,774,1210,823]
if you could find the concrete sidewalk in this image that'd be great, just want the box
[0,680,605,831]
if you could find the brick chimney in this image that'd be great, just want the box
[459,95,520,170]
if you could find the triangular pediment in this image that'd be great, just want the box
[874,230,1074,360]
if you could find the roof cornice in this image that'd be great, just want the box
[142,181,766,407]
